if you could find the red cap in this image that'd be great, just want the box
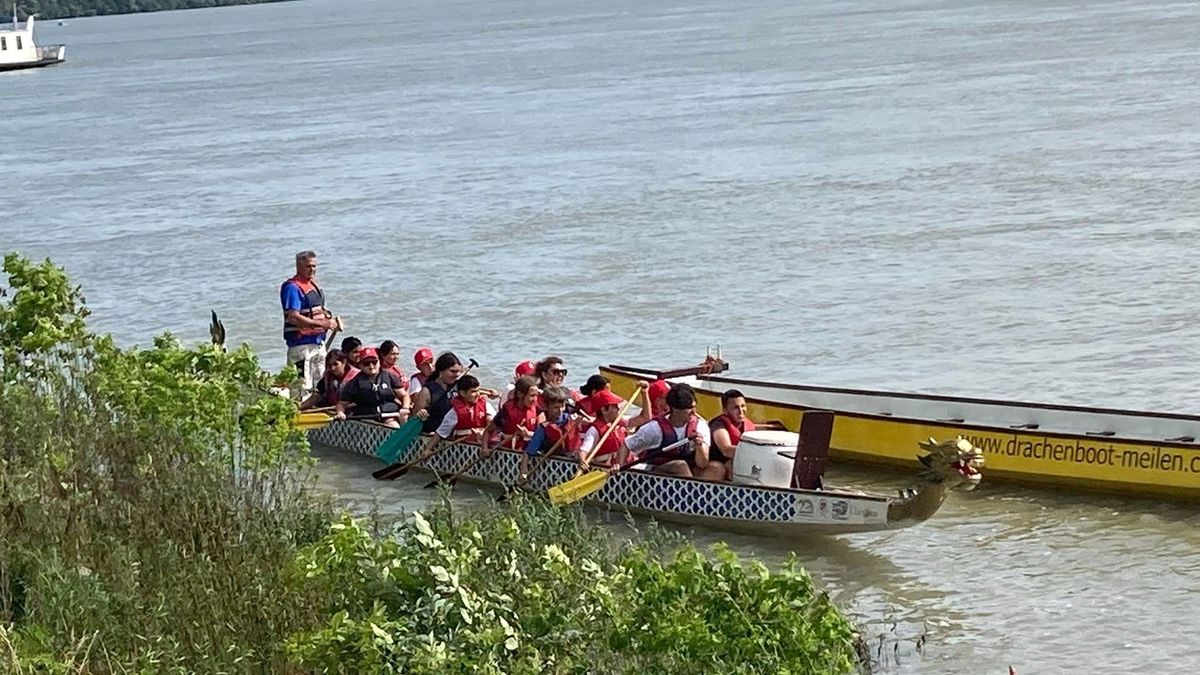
[590,389,624,410]
[413,346,434,367]
[358,346,379,361]
[514,360,537,378]
[648,380,670,401]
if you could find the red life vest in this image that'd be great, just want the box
[543,419,582,453]
[577,395,596,417]
[281,276,326,339]
[587,419,627,462]
[342,366,360,384]
[450,396,490,443]
[708,413,756,462]
[384,364,407,386]
[498,399,539,450]
[650,414,700,464]
[318,370,341,406]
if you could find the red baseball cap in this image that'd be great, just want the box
[514,360,537,378]
[358,347,379,362]
[590,389,624,410]
[648,380,670,401]
[413,346,434,367]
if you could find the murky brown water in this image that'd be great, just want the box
[6,0,1200,670]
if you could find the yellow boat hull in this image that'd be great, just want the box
[601,365,1200,501]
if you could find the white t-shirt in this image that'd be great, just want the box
[624,416,711,455]
[435,399,499,439]
[408,374,424,396]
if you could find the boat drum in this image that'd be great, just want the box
[732,430,797,488]
[601,364,1200,501]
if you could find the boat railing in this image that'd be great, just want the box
[36,44,63,60]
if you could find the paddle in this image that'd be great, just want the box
[547,438,689,507]
[372,435,444,481]
[371,358,480,478]
[518,417,579,486]
[425,434,514,489]
[495,418,580,503]
[295,409,399,431]
[575,388,639,474]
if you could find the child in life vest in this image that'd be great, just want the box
[578,389,628,469]
[300,349,350,410]
[483,376,541,457]
[435,374,495,445]
[518,386,582,482]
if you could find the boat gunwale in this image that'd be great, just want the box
[324,418,892,505]
[602,364,1200,450]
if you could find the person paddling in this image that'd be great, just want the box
[435,374,495,444]
[483,376,541,456]
[413,352,465,432]
[281,250,337,397]
[409,346,435,395]
[299,349,350,410]
[708,389,756,482]
[579,389,630,470]
[379,340,404,379]
[335,347,410,428]
[627,379,670,429]
[576,374,610,418]
[620,383,714,479]
[518,386,581,483]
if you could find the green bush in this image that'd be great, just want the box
[0,254,331,672]
[288,493,859,674]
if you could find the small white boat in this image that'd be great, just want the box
[0,6,65,73]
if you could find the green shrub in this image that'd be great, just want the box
[288,493,860,674]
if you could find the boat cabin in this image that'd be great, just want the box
[0,7,65,72]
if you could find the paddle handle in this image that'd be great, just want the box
[617,438,689,472]
[580,388,639,467]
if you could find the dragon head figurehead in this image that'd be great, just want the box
[887,436,985,528]
[916,436,985,490]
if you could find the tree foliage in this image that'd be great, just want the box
[15,0,297,21]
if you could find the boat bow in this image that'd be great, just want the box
[886,437,984,528]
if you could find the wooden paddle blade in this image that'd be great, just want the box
[375,418,423,464]
[547,470,610,506]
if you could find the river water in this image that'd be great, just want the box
[4,0,1200,671]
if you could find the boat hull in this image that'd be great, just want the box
[0,55,64,72]
[308,420,901,537]
[602,365,1200,501]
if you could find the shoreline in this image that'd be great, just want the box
[16,0,301,21]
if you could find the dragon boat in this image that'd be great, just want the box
[601,358,1200,501]
[308,415,984,537]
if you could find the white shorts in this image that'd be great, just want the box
[286,342,326,398]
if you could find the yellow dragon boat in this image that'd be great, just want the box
[601,359,1200,501]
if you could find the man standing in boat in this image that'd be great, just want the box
[281,250,338,398]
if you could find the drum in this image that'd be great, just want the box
[731,430,797,488]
